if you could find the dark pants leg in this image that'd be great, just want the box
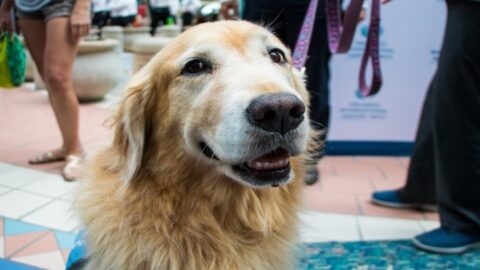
[243,0,331,132]
[401,0,480,232]
[150,7,172,35]
[110,15,135,27]
[399,77,437,204]
[92,11,111,28]
[434,0,480,233]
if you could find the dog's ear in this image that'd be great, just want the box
[111,71,154,184]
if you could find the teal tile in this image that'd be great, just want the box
[4,219,47,236]
[297,240,480,269]
[54,230,77,250]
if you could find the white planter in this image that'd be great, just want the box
[101,26,124,52]
[123,26,151,52]
[155,25,182,38]
[131,37,172,73]
[34,39,123,102]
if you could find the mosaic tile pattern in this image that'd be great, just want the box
[298,240,480,269]
[0,217,75,270]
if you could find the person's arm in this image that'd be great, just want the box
[70,0,92,43]
[0,0,14,33]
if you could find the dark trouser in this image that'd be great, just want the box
[150,7,174,35]
[182,12,194,27]
[399,0,480,233]
[92,11,111,28]
[110,15,135,27]
[243,0,331,132]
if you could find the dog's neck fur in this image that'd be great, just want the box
[76,136,305,270]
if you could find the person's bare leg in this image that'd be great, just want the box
[19,19,67,163]
[43,17,82,160]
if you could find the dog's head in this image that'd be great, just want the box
[113,21,312,188]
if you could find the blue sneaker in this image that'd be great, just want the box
[413,227,480,254]
[371,189,437,212]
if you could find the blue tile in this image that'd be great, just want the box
[0,258,41,270]
[55,231,77,250]
[4,219,47,236]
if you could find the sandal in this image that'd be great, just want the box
[29,148,66,164]
[62,154,85,182]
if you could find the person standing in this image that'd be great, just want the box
[372,0,480,254]
[0,0,90,181]
[109,0,137,26]
[92,0,111,28]
[148,0,178,35]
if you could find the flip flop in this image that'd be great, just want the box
[29,148,66,164]
[62,154,84,182]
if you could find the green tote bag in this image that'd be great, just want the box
[0,33,26,89]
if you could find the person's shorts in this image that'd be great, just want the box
[16,0,76,21]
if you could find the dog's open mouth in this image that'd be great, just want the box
[232,148,291,187]
[199,141,293,187]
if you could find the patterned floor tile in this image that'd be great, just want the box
[12,232,59,258]
[0,258,40,270]
[54,231,76,251]
[21,200,79,232]
[0,191,52,219]
[4,218,47,237]
[12,250,65,270]
[0,237,4,258]
[4,232,48,258]
[61,249,71,263]
[0,169,50,189]
[0,218,77,268]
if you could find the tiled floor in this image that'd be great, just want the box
[0,87,440,269]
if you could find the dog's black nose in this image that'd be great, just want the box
[247,93,305,135]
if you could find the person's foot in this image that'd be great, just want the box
[413,227,480,254]
[304,166,319,185]
[29,148,66,164]
[62,154,85,182]
[371,189,437,212]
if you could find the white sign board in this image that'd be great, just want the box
[328,0,446,151]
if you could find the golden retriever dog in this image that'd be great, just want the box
[74,20,316,270]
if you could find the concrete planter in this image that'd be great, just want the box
[155,25,182,38]
[131,37,172,73]
[34,39,123,102]
[123,26,151,52]
[101,26,124,52]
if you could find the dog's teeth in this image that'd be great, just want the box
[247,159,291,170]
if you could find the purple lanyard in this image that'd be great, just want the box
[292,0,382,97]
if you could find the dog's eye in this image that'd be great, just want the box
[268,49,286,64]
[181,59,212,75]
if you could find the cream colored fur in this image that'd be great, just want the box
[74,21,316,270]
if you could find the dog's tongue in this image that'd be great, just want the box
[246,149,290,171]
